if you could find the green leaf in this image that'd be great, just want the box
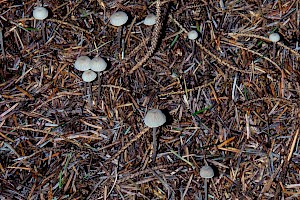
[192,106,212,116]
[170,34,179,48]
[169,149,194,167]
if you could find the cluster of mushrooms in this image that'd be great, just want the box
[74,56,107,84]
[31,5,284,199]
[73,56,107,106]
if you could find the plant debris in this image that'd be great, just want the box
[0,0,299,199]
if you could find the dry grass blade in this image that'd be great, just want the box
[105,127,150,164]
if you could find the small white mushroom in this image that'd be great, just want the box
[200,165,214,200]
[90,57,107,103]
[82,70,97,83]
[110,11,128,27]
[33,6,49,43]
[74,56,91,71]
[82,70,97,108]
[269,33,280,58]
[144,109,166,161]
[269,33,280,42]
[75,56,91,97]
[144,109,166,128]
[110,11,129,55]
[33,7,48,20]
[187,30,198,58]
[188,30,198,40]
[90,57,107,72]
[143,13,157,26]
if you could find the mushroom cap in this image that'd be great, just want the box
[200,165,214,178]
[144,109,166,128]
[269,33,280,42]
[110,11,128,26]
[143,13,157,26]
[33,6,49,20]
[74,56,91,71]
[188,30,198,40]
[82,70,97,82]
[90,57,107,72]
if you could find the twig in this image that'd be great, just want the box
[0,27,5,57]
[117,162,186,183]
[128,0,162,74]
[46,18,91,35]
[158,75,220,97]
[169,15,255,74]
[227,33,300,58]
[221,40,281,72]
[105,127,150,164]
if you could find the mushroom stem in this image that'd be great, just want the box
[117,27,122,49]
[204,178,208,200]
[97,72,102,104]
[191,40,195,58]
[84,82,87,96]
[41,22,46,43]
[0,28,5,58]
[121,38,125,59]
[88,82,93,108]
[200,164,214,200]
[272,43,276,58]
[152,127,158,162]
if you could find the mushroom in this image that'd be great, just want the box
[82,70,97,108]
[200,165,214,200]
[110,11,128,27]
[187,30,198,58]
[110,11,128,54]
[33,6,49,43]
[74,56,91,71]
[143,13,157,26]
[74,56,91,96]
[82,70,97,83]
[144,109,166,162]
[187,30,198,40]
[90,57,107,102]
[269,32,280,42]
[269,32,280,58]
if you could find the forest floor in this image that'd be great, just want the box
[0,0,300,199]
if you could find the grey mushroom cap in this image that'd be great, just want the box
[144,109,166,128]
[90,57,107,72]
[82,70,97,82]
[143,13,157,26]
[33,6,49,20]
[110,11,128,26]
[269,33,280,42]
[188,30,198,40]
[200,165,214,178]
[74,56,91,71]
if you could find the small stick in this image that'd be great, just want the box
[152,127,158,162]
[88,82,93,108]
[272,42,276,59]
[204,178,208,200]
[84,82,87,96]
[97,72,102,103]
[105,127,150,164]
[0,28,5,57]
[41,22,46,43]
